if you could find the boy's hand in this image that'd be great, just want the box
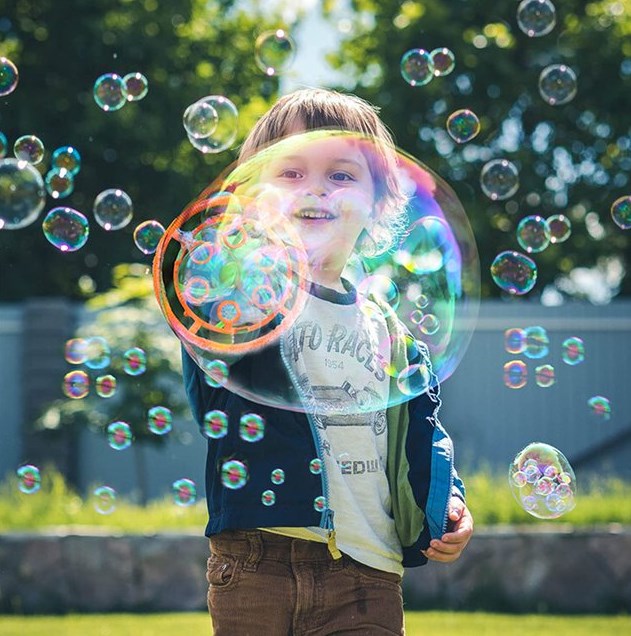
[421,497,473,563]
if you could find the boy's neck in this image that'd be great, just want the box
[307,268,346,293]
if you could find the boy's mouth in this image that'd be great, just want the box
[295,207,337,221]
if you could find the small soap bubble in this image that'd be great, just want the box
[42,207,89,252]
[123,347,147,376]
[419,314,440,336]
[45,169,75,199]
[93,486,117,514]
[535,364,555,387]
[173,478,197,506]
[186,95,238,154]
[0,158,46,230]
[0,131,7,158]
[271,468,285,485]
[95,374,117,398]
[203,359,229,388]
[539,64,577,106]
[17,464,41,494]
[239,413,265,442]
[503,360,527,389]
[261,489,276,506]
[517,0,556,37]
[255,29,296,76]
[397,363,431,396]
[309,458,323,475]
[203,410,229,439]
[13,135,45,165]
[491,251,537,295]
[107,421,133,450]
[221,459,249,489]
[610,195,631,230]
[524,326,549,359]
[561,336,585,365]
[517,215,551,253]
[480,159,519,200]
[588,395,611,420]
[446,109,480,143]
[65,338,88,364]
[94,73,128,111]
[93,188,133,231]
[430,47,455,76]
[148,406,173,435]
[123,72,148,101]
[85,336,111,370]
[183,100,219,139]
[504,328,526,355]
[400,48,434,86]
[63,370,90,399]
[0,57,19,96]
[51,146,81,175]
[313,496,327,512]
[547,214,572,243]
[509,442,576,519]
[133,219,165,254]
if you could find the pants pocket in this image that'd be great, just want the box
[206,553,240,590]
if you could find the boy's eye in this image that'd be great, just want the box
[330,171,355,182]
[279,169,302,179]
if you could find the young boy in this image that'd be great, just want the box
[177,88,473,635]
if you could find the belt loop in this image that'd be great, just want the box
[243,530,263,572]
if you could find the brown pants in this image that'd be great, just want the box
[207,529,405,635]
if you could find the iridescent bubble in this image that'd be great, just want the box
[0,57,19,96]
[221,459,249,490]
[446,109,480,143]
[65,338,88,364]
[148,406,173,435]
[63,370,90,399]
[491,251,537,295]
[203,359,229,388]
[588,395,611,420]
[0,131,7,158]
[430,47,456,76]
[313,496,327,512]
[0,159,46,230]
[123,347,147,376]
[396,363,431,396]
[480,159,519,200]
[203,409,229,439]
[400,48,434,86]
[610,195,631,230]
[45,169,74,199]
[107,421,133,450]
[186,95,238,154]
[51,146,81,175]
[254,29,297,76]
[309,458,323,475]
[261,489,276,506]
[14,135,45,165]
[133,220,165,254]
[535,364,555,387]
[509,442,576,519]
[93,486,116,514]
[271,468,285,485]
[524,325,549,359]
[419,314,440,336]
[503,360,527,389]
[17,464,41,494]
[173,478,197,506]
[93,73,128,111]
[42,207,89,252]
[516,0,556,37]
[93,188,133,231]
[504,328,526,355]
[547,214,572,243]
[183,100,219,139]
[356,275,400,310]
[561,336,585,365]
[95,374,117,398]
[516,215,551,253]
[239,413,265,442]
[539,64,577,106]
[123,72,148,101]
[85,336,111,370]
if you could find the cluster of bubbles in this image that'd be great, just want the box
[254,29,296,76]
[509,442,576,519]
[400,47,456,86]
[93,72,149,112]
[183,95,239,154]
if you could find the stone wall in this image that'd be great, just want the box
[1,527,630,614]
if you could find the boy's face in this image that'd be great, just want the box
[256,134,376,275]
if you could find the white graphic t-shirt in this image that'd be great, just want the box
[279,280,403,575]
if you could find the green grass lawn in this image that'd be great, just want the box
[0,612,629,636]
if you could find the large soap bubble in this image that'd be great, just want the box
[154,130,479,413]
[0,57,19,96]
[539,64,577,105]
[509,442,577,519]
[186,95,238,154]
[255,29,296,76]
[0,158,46,229]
